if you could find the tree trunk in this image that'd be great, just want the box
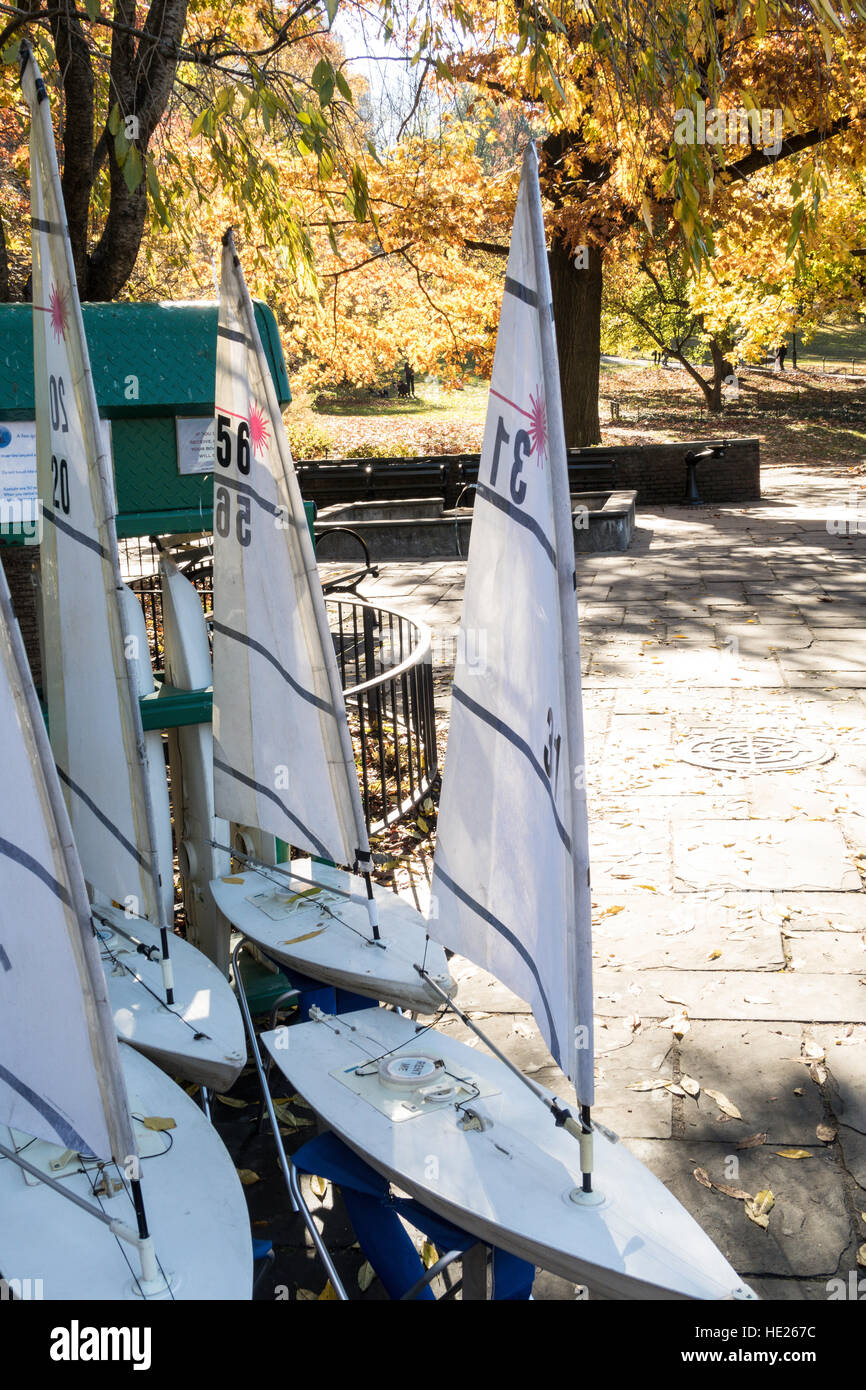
[549,233,602,446]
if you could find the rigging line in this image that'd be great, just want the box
[107,1140,176,1301]
[92,912,213,1041]
[314,1003,452,1073]
[84,1159,145,1300]
[412,964,592,1160]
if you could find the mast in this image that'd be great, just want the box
[524,145,595,1173]
[20,41,174,1003]
[216,231,381,942]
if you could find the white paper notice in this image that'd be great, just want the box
[176,416,215,475]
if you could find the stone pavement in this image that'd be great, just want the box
[340,464,866,1301]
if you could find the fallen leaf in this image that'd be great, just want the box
[627,1078,669,1092]
[421,1240,438,1269]
[737,1132,767,1149]
[744,995,770,1005]
[808,1062,828,1085]
[708,949,722,960]
[680,1075,701,1099]
[311,1174,328,1198]
[296,1289,318,1301]
[816,1122,837,1142]
[744,1189,775,1229]
[858,1244,866,1269]
[774,1148,813,1160]
[714,1181,753,1201]
[693,1167,713,1189]
[793,1087,805,1096]
[705,1088,743,1121]
[318,1281,338,1301]
[140,1115,176,1131]
[216,1094,248,1109]
[602,904,626,917]
[236,1168,261,1186]
[357,1261,376,1292]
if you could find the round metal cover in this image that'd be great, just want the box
[680,732,834,773]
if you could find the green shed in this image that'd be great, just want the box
[0,298,291,537]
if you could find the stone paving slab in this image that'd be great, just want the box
[672,820,860,891]
[676,1022,826,1143]
[627,1141,850,1279]
[593,895,785,971]
[593,968,866,1022]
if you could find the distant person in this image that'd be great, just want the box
[404,361,415,397]
[778,342,787,371]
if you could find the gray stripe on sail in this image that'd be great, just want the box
[0,945,10,972]
[31,216,66,236]
[433,865,560,1064]
[216,474,282,519]
[475,483,556,568]
[43,507,109,562]
[451,685,571,854]
[56,768,146,869]
[213,757,331,860]
[504,275,553,319]
[212,620,333,716]
[0,836,71,908]
[217,324,253,347]
[0,1061,94,1157]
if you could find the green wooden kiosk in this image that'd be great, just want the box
[0,299,304,731]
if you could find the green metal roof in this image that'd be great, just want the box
[0,299,290,418]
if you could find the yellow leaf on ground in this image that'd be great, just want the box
[140,1115,176,1131]
[745,1190,775,1228]
[216,1094,247,1108]
[311,1174,328,1198]
[774,1148,812,1159]
[421,1241,438,1269]
[693,1167,713,1189]
[858,1244,866,1269]
[705,1088,743,1121]
[236,1168,261,1186]
[318,1281,338,1301]
[358,1261,376,1291]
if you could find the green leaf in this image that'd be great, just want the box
[84,0,100,19]
[190,108,209,139]
[326,0,339,24]
[107,103,121,137]
[122,143,143,194]
[335,68,352,103]
[113,127,129,163]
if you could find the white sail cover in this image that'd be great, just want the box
[212,235,364,867]
[431,146,594,1100]
[0,556,135,1164]
[24,55,163,925]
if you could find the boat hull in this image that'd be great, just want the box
[97,905,246,1092]
[263,1008,756,1301]
[0,1045,252,1300]
[211,860,455,1013]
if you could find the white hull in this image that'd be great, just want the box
[97,905,245,1092]
[0,1044,252,1300]
[211,859,454,1013]
[263,1008,756,1301]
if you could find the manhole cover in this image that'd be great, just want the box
[680,732,834,772]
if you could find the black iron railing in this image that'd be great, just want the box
[118,538,437,836]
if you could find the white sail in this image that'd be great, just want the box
[212,233,366,869]
[0,558,135,1164]
[430,145,594,1100]
[24,57,165,927]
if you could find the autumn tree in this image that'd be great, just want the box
[0,0,371,300]
[378,0,866,443]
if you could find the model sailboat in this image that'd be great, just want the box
[23,46,244,1092]
[262,147,756,1300]
[208,232,454,1013]
[0,540,252,1300]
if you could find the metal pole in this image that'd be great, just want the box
[230,941,349,1300]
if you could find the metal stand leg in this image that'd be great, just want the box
[199,1085,212,1121]
[461,1244,490,1301]
[231,940,348,1301]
